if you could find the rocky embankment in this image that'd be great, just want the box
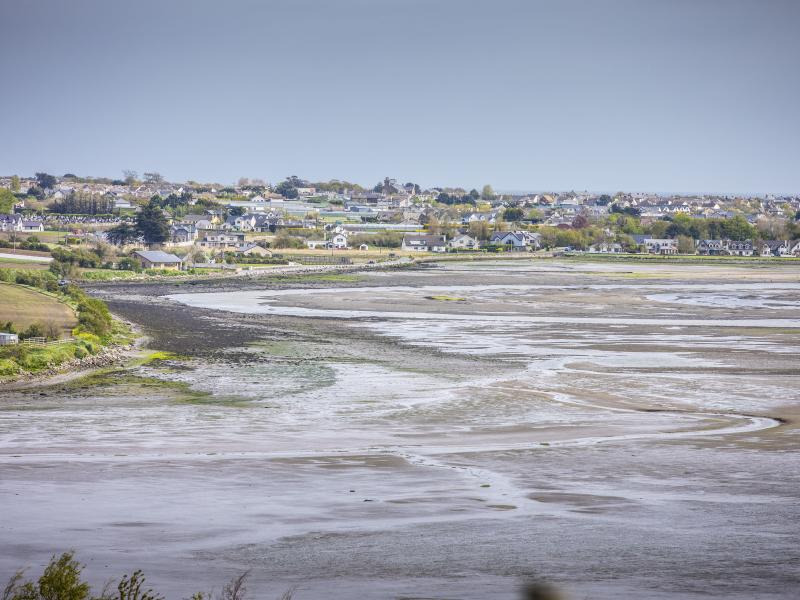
[1,343,135,388]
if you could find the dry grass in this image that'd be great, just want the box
[0,282,77,335]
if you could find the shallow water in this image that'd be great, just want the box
[2,260,799,599]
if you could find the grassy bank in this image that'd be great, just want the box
[0,272,134,379]
[0,282,77,334]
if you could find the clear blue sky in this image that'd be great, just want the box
[1,0,798,194]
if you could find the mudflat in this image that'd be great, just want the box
[1,259,798,599]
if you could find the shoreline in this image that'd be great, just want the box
[0,313,143,389]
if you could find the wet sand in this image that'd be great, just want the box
[1,259,799,599]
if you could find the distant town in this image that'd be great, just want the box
[1,172,800,280]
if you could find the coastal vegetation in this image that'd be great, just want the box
[3,552,291,600]
[0,272,131,379]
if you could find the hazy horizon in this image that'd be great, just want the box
[2,0,799,194]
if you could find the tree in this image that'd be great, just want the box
[143,172,164,185]
[51,192,115,215]
[3,552,90,600]
[481,184,495,200]
[383,178,396,194]
[677,235,695,254]
[275,179,299,199]
[35,172,57,190]
[123,170,138,185]
[527,208,544,223]
[468,220,491,240]
[571,214,589,229]
[135,204,169,244]
[106,223,139,245]
[10,175,20,192]
[271,231,305,248]
[0,188,15,213]
[26,185,45,200]
[503,207,524,222]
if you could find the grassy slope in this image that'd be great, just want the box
[0,282,77,335]
[0,259,49,270]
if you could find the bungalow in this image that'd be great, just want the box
[588,242,624,254]
[401,234,447,252]
[133,250,183,270]
[0,332,19,345]
[448,233,480,250]
[19,220,44,233]
[235,243,271,257]
[306,240,331,250]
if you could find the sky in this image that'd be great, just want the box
[1,0,799,194]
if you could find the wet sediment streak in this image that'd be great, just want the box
[2,260,799,600]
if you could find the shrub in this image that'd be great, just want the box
[0,358,20,376]
[19,322,45,340]
[76,297,112,338]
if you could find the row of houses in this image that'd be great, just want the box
[585,237,800,256]
[401,231,543,252]
[697,239,800,257]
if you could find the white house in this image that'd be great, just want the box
[330,232,349,249]
[448,234,480,250]
[199,231,246,248]
[588,242,624,254]
[402,234,447,252]
[235,243,272,257]
[490,231,528,250]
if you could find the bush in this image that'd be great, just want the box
[0,358,20,376]
[77,297,112,338]
[118,256,143,272]
[19,322,45,340]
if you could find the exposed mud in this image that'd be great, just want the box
[1,260,799,599]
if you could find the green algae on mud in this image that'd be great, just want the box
[56,367,250,406]
[425,295,467,302]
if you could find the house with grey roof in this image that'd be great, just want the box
[401,234,447,252]
[132,250,183,270]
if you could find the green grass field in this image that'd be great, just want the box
[0,282,77,335]
[0,258,50,270]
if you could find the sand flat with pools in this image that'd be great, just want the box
[1,259,799,599]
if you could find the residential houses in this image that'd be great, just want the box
[633,235,678,255]
[401,234,447,252]
[448,234,480,250]
[133,250,183,270]
[489,231,541,250]
[198,231,246,249]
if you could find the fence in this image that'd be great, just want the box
[20,336,75,347]
[282,255,352,265]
